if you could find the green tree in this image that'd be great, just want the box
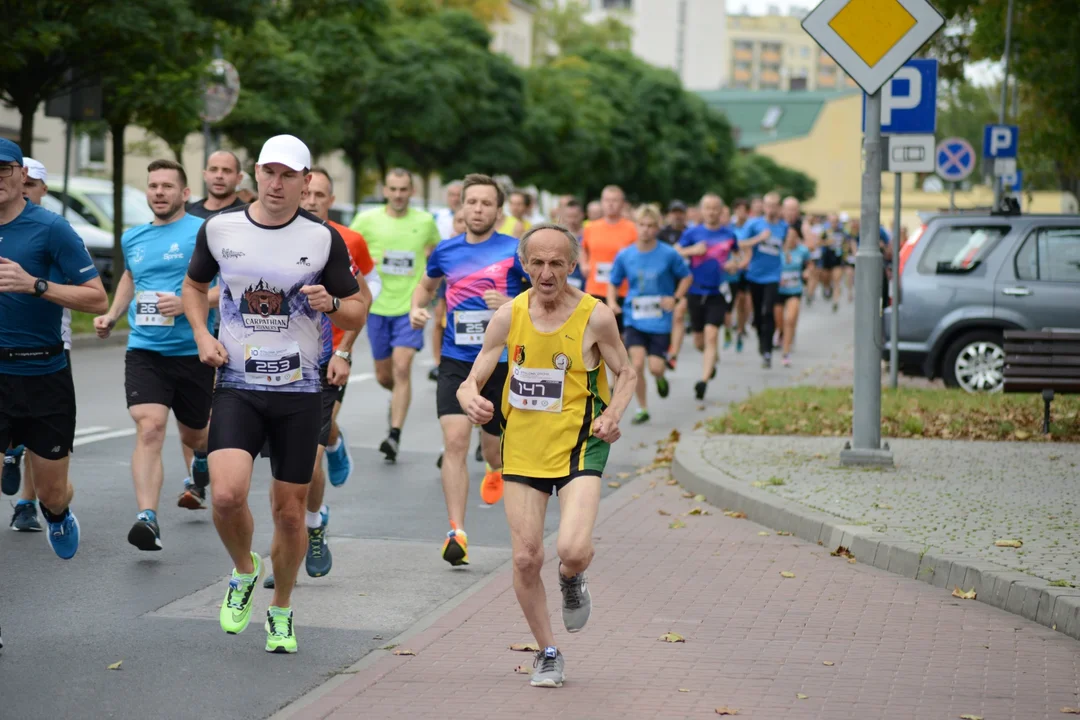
[531,0,632,64]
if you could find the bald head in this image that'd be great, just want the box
[204,150,241,201]
[600,185,624,221]
[763,192,781,221]
[782,196,800,224]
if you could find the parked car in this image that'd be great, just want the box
[47,176,154,234]
[884,210,1080,393]
[40,193,117,286]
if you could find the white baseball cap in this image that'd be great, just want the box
[23,157,47,182]
[256,135,311,172]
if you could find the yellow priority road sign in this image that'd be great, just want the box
[802,0,944,95]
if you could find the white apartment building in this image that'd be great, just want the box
[581,0,728,91]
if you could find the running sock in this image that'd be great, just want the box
[15,499,36,507]
[39,505,68,523]
[389,428,401,443]
[305,510,323,529]
[138,509,157,524]
[326,436,343,452]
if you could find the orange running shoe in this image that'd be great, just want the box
[441,524,469,566]
[480,466,504,505]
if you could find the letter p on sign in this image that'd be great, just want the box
[881,66,921,126]
[990,128,1012,155]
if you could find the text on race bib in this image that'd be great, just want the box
[381,250,415,276]
[244,343,302,386]
[780,270,802,289]
[135,291,175,326]
[757,239,782,256]
[630,295,663,320]
[508,366,564,413]
[594,262,614,284]
[454,309,494,345]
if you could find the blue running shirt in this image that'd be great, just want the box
[609,243,689,335]
[743,217,789,285]
[779,244,812,296]
[678,224,738,296]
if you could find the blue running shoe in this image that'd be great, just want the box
[46,509,80,560]
[326,432,352,487]
[10,500,42,532]
[191,452,210,489]
[2,446,24,496]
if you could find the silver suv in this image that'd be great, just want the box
[884,212,1080,392]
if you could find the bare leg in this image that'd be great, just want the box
[390,346,416,431]
[480,429,502,471]
[736,291,751,334]
[20,456,37,502]
[668,299,688,359]
[269,479,309,609]
[209,448,256,574]
[129,403,169,513]
[439,415,472,529]
[701,324,720,383]
[26,453,73,516]
[628,345,647,411]
[555,475,602,578]
[327,402,343,447]
[504,481,555,648]
[648,355,666,385]
[782,297,801,356]
[308,447,326,513]
[373,357,393,393]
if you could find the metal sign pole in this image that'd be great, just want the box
[993,0,1015,209]
[949,182,956,212]
[890,173,902,389]
[841,90,893,467]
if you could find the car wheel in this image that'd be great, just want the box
[942,330,1006,393]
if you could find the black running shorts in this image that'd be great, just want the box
[686,293,727,332]
[209,387,322,484]
[125,350,214,429]
[0,367,77,460]
[623,327,670,359]
[504,472,601,497]
[317,363,343,447]
[436,357,507,437]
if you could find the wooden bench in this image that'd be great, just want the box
[1003,329,1080,434]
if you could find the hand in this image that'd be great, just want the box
[465,394,495,425]
[659,296,676,312]
[300,284,335,313]
[592,413,621,443]
[606,301,622,315]
[93,315,116,339]
[0,257,35,294]
[409,306,431,329]
[155,293,184,317]
[483,290,511,309]
[327,355,350,386]
[196,332,229,368]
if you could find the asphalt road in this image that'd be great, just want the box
[0,297,856,719]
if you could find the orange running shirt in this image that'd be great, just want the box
[583,218,637,297]
[329,220,374,349]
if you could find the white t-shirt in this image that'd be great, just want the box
[434,208,456,241]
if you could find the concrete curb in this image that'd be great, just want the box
[70,330,129,350]
[672,429,1080,642]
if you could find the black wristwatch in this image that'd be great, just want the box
[327,296,341,314]
[33,278,48,297]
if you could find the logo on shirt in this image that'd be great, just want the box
[513,344,526,365]
[222,248,246,260]
[240,279,289,331]
[297,256,310,267]
[552,352,572,371]
[163,243,184,261]
[131,247,145,265]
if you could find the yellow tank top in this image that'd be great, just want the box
[498,215,531,238]
[501,291,611,479]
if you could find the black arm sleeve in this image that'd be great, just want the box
[323,226,361,298]
[186,221,220,283]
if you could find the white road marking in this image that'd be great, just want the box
[73,428,137,447]
[348,372,374,384]
[74,426,111,437]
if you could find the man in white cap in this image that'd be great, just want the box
[182,134,370,654]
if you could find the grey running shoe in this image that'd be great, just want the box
[10,501,42,532]
[263,573,275,589]
[531,646,565,688]
[559,568,592,633]
[305,525,332,577]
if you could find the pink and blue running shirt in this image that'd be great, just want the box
[426,232,528,363]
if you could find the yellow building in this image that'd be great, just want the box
[697,89,1079,231]
[726,10,858,92]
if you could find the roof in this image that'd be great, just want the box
[696,89,859,150]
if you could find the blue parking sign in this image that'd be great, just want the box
[983,125,1019,158]
[862,58,937,134]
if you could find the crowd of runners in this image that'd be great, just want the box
[0,134,865,683]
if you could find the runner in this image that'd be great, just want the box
[183,134,368,654]
[608,206,690,424]
[0,138,108,559]
[430,182,465,382]
[775,223,813,367]
[581,186,636,333]
[657,200,689,369]
[498,189,532,239]
[819,213,844,312]
[92,160,217,549]
[560,199,586,291]
[584,200,602,225]
[675,194,739,399]
[740,192,787,369]
[434,180,463,241]
[409,173,528,566]
[457,223,635,688]
[840,212,856,302]
[726,198,752,353]
[350,168,440,463]
[187,150,246,219]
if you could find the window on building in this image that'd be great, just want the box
[800,46,810,58]
[790,77,808,91]
[78,130,106,171]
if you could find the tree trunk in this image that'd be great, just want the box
[346,147,366,212]
[172,145,184,164]
[19,100,36,156]
[375,152,388,186]
[422,170,431,210]
[110,120,127,280]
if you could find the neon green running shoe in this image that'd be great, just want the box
[220,551,262,635]
[265,606,297,654]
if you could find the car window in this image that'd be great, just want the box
[916,225,1009,274]
[40,194,94,226]
[1039,228,1080,282]
[85,188,155,226]
[1014,232,1038,280]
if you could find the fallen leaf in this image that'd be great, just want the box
[510,642,540,652]
[1014,430,1031,440]
[750,481,766,488]
[1060,708,1080,714]
[631,493,640,499]
[686,507,704,516]
[681,491,694,498]
[872,503,893,510]
[380,643,398,650]
[715,708,740,716]
[669,519,687,529]
[952,587,977,600]
[616,472,631,479]
[830,545,855,560]
[822,661,834,666]
[995,539,1023,548]
[959,715,984,720]
[678,688,690,693]
[796,693,809,700]
[372,634,383,640]
[780,571,796,578]
[724,511,747,519]
[107,661,123,671]
[358,592,368,596]
[758,531,771,536]
[693,494,706,502]
[658,509,671,516]
[812,452,826,459]
[392,648,416,656]
[776,531,793,536]
[607,481,621,488]
[659,632,685,643]
[666,479,678,486]
[648,481,657,489]
[847,557,856,564]
[514,665,530,674]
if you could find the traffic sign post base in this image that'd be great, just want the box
[840,444,895,468]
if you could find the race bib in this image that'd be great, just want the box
[381,250,415,276]
[508,366,564,413]
[594,262,613,284]
[454,309,494,345]
[244,343,302,386]
[757,239,782,256]
[720,282,732,304]
[780,270,802,289]
[631,295,663,320]
[567,276,583,290]
[135,291,174,326]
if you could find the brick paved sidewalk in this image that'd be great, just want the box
[280,469,1080,720]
